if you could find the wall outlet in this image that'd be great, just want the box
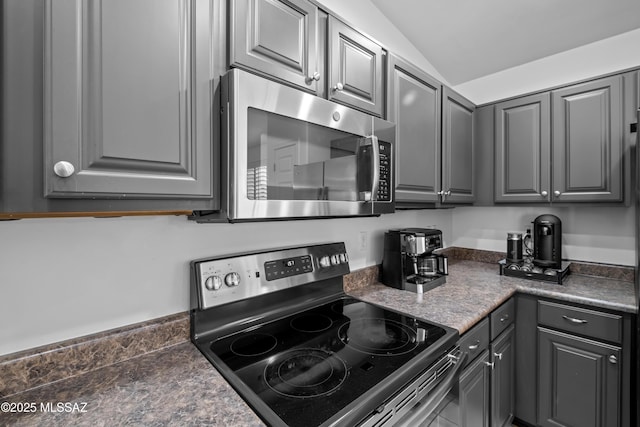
[359,231,368,251]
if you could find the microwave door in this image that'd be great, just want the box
[293,162,326,200]
[323,156,358,201]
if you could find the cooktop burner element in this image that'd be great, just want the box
[265,348,348,398]
[290,314,333,333]
[338,318,417,356]
[190,243,459,427]
[230,333,277,357]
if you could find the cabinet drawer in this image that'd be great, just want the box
[538,300,622,344]
[490,298,515,340]
[459,317,490,368]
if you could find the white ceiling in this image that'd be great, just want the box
[370,0,640,86]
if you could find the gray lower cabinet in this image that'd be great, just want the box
[458,350,491,427]
[538,327,621,427]
[494,74,625,204]
[386,53,441,204]
[328,15,384,117]
[442,87,475,204]
[229,0,322,95]
[490,325,515,427]
[437,299,514,427]
[44,0,215,200]
[515,295,631,427]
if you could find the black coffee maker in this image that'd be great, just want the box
[533,214,562,268]
[381,228,448,294]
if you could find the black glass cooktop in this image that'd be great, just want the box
[205,297,448,427]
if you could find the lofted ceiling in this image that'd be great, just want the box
[370,0,640,86]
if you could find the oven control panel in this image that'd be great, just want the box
[191,242,350,310]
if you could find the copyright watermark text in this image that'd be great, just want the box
[1,401,88,414]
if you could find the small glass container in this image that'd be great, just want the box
[506,232,523,263]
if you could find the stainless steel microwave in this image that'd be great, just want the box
[207,68,395,222]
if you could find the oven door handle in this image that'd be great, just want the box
[395,352,468,427]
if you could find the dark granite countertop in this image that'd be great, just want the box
[348,260,637,334]
[0,342,265,427]
[1,260,635,426]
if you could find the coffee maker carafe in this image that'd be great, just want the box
[532,214,562,268]
[381,228,448,294]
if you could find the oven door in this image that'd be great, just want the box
[221,68,395,221]
[358,348,466,427]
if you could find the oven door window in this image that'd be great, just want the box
[246,108,372,202]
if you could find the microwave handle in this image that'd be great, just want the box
[359,135,380,202]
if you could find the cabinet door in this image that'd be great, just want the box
[328,16,384,117]
[386,54,440,204]
[44,0,213,199]
[459,350,491,427]
[229,0,320,94]
[491,324,515,427]
[494,93,551,203]
[538,327,621,427]
[551,75,624,202]
[442,87,475,204]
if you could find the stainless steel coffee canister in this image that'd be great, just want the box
[506,232,523,262]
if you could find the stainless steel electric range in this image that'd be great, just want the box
[190,242,461,427]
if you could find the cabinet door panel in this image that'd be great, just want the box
[552,75,623,202]
[459,350,490,427]
[442,87,475,204]
[495,93,551,202]
[387,54,440,203]
[44,0,212,198]
[538,327,621,427]
[491,325,515,427]
[328,16,383,117]
[230,0,319,93]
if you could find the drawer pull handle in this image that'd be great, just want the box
[485,361,494,370]
[494,352,503,360]
[468,340,480,351]
[609,355,618,364]
[500,314,509,323]
[562,315,588,324]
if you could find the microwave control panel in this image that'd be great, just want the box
[378,141,392,201]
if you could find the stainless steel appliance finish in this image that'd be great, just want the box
[190,242,459,427]
[196,68,395,222]
[381,228,449,294]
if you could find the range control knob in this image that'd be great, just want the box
[204,275,222,291]
[224,272,240,287]
[330,255,339,266]
[339,253,348,263]
[319,256,331,268]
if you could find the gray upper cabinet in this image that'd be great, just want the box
[386,54,440,204]
[442,87,475,204]
[44,0,214,199]
[552,75,624,202]
[494,75,626,204]
[494,92,551,203]
[229,0,321,95]
[328,16,384,117]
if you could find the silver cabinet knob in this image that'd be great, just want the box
[445,190,451,196]
[541,190,548,197]
[609,355,618,364]
[554,190,561,197]
[333,82,344,92]
[306,72,321,84]
[53,161,75,178]
[494,352,503,360]
[485,361,494,369]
